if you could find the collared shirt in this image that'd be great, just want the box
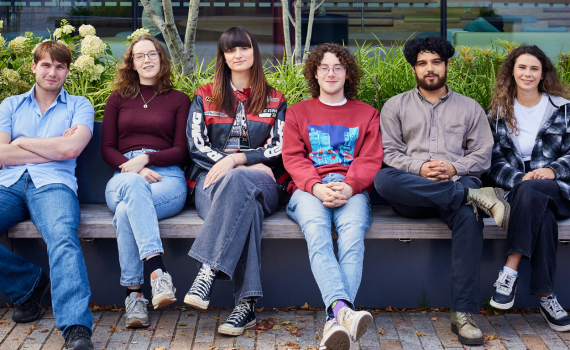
[380,85,493,180]
[0,85,95,194]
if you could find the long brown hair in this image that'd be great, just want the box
[211,27,271,118]
[114,35,173,98]
[488,45,570,134]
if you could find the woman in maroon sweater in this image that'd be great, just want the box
[101,35,190,328]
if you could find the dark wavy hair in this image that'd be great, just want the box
[114,35,173,99]
[403,36,455,66]
[488,45,570,134]
[211,27,272,118]
[303,43,361,99]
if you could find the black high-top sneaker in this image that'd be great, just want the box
[539,295,570,332]
[64,325,93,350]
[490,270,518,309]
[13,271,50,323]
[184,266,217,309]
[217,297,256,336]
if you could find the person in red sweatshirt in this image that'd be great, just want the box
[283,43,383,350]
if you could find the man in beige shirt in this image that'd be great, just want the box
[374,37,509,347]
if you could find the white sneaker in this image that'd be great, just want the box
[150,269,176,309]
[125,292,149,328]
[321,319,350,350]
[336,307,373,342]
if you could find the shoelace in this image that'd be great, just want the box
[458,312,478,328]
[64,326,90,347]
[189,268,216,299]
[153,274,173,294]
[224,299,251,325]
[541,297,568,319]
[126,296,149,317]
[494,272,515,294]
[466,192,492,220]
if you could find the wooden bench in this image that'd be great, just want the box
[8,204,570,241]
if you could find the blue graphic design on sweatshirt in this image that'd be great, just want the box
[308,124,359,166]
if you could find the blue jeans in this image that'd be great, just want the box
[286,173,371,318]
[105,149,187,286]
[0,172,93,337]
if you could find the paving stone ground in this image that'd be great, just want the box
[1,307,569,350]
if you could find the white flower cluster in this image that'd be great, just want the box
[2,68,20,84]
[0,36,5,49]
[0,20,3,30]
[8,36,31,57]
[79,24,96,37]
[80,35,106,58]
[72,55,104,82]
[53,24,75,38]
[127,28,150,41]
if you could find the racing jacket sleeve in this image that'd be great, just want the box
[243,100,287,167]
[186,93,228,171]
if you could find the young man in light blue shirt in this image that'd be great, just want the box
[0,41,95,350]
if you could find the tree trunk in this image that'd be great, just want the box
[294,0,302,64]
[184,0,200,71]
[302,0,324,62]
[280,0,292,62]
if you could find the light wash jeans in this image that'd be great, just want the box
[287,173,371,318]
[0,172,93,338]
[105,149,187,286]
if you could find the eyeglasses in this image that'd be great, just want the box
[317,66,345,75]
[132,51,160,62]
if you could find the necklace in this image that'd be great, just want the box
[140,91,158,108]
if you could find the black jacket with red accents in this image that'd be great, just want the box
[185,83,289,194]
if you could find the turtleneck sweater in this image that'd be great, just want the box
[101,84,191,170]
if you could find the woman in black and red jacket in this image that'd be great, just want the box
[183,27,287,336]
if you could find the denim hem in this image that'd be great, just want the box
[506,249,531,260]
[529,289,554,295]
[13,267,43,305]
[62,323,93,339]
[236,291,263,306]
[451,304,480,314]
[140,249,164,261]
[120,279,145,287]
[188,250,233,281]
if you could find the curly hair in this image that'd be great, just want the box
[114,35,173,99]
[303,43,361,99]
[402,36,455,66]
[488,45,570,134]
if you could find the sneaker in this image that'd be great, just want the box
[217,298,256,336]
[336,307,373,342]
[320,318,350,350]
[13,271,50,323]
[490,270,518,310]
[64,325,93,350]
[450,312,483,346]
[125,292,150,328]
[466,187,510,229]
[539,295,570,332]
[184,266,217,310]
[150,269,176,309]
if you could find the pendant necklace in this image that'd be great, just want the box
[140,91,158,108]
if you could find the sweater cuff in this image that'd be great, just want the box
[451,161,468,177]
[304,178,322,195]
[343,177,363,195]
[146,152,156,167]
[546,163,566,180]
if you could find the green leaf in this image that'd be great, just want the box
[178,323,187,326]
[7,62,13,69]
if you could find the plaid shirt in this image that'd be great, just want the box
[487,95,570,200]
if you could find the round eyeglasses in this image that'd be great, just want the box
[317,66,345,75]
[132,51,160,62]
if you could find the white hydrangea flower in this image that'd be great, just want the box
[53,28,63,39]
[80,35,106,58]
[127,28,150,41]
[72,55,104,81]
[62,24,75,35]
[8,36,31,57]
[0,20,3,30]
[2,68,20,84]
[78,24,96,37]
[0,36,5,49]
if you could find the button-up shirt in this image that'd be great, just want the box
[0,86,95,194]
[380,85,493,180]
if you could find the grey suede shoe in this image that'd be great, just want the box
[450,312,484,346]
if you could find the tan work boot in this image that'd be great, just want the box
[320,319,350,350]
[336,307,373,342]
[466,187,510,229]
[450,312,484,346]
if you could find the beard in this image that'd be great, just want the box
[415,71,447,91]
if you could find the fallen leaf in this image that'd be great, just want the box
[214,317,220,320]
[255,307,264,313]
[485,334,497,341]
[378,330,385,335]
[153,347,166,350]
[416,332,425,337]
[142,333,146,337]
[38,329,49,333]
[273,325,281,330]
[300,302,310,310]
[283,321,291,325]
[386,306,393,312]
[178,323,187,326]
[203,333,210,335]
[430,317,438,321]
[451,338,458,341]
[147,327,154,331]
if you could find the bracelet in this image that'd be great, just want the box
[229,154,236,168]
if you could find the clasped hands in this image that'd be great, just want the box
[312,182,353,208]
[522,168,555,181]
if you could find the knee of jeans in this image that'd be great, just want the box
[116,173,151,192]
[511,179,551,199]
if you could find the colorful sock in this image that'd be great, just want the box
[126,287,142,298]
[331,300,349,319]
[503,266,518,277]
[146,255,166,274]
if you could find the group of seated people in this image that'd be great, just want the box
[0,26,569,350]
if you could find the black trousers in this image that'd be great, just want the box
[375,168,484,313]
[506,179,570,295]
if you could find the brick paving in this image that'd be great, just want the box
[1,307,569,350]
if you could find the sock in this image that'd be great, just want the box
[146,255,166,274]
[331,300,349,320]
[126,287,142,298]
[463,187,469,203]
[503,266,518,277]
[203,263,218,272]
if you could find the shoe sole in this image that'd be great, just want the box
[540,309,570,332]
[153,296,177,309]
[451,324,484,346]
[490,298,515,310]
[350,311,373,342]
[126,318,150,328]
[323,327,351,350]
[14,279,51,323]
[494,188,511,230]
[217,319,256,336]
[184,294,209,310]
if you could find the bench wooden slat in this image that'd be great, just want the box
[7,204,570,240]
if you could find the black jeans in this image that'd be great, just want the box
[375,168,484,313]
[506,179,570,295]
